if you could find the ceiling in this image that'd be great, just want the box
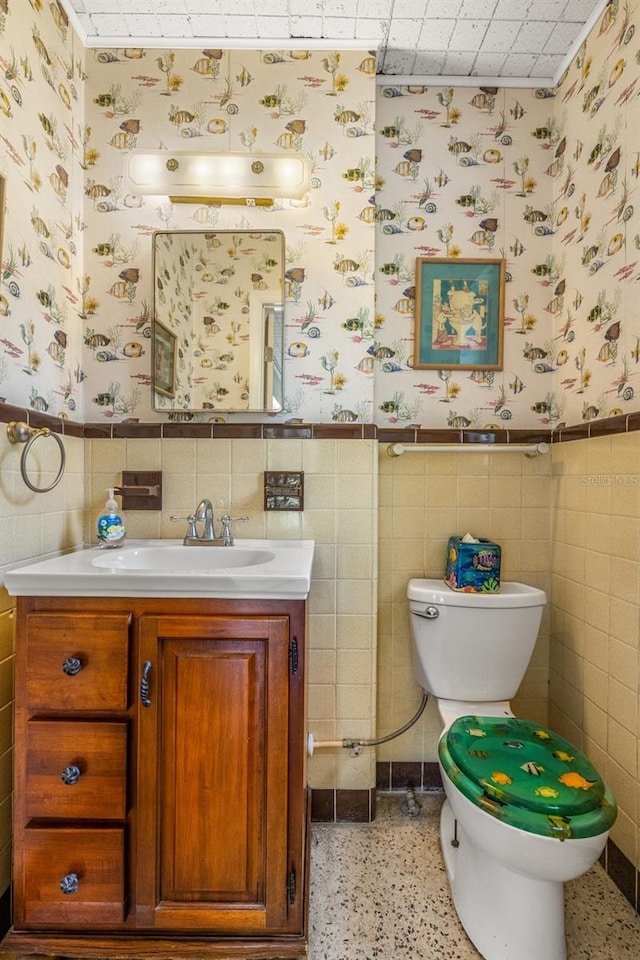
[61,0,606,84]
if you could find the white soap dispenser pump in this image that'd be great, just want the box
[97,488,126,549]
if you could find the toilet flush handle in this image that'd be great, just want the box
[414,605,439,620]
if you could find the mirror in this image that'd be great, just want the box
[152,229,284,413]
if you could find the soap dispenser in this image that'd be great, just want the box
[97,488,126,548]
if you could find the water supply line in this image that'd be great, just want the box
[401,786,423,817]
[307,691,429,757]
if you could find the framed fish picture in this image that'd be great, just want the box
[414,258,505,370]
[153,320,177,398]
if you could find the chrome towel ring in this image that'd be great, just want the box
[7,420,66,493]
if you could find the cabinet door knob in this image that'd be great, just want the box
[62,656,82,676]
[59,872,79,895]
[61,765,81,785]
[140,660,152,707]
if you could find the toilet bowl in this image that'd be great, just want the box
[408,578,616,960]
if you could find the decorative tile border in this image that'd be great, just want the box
[0,399,637,445]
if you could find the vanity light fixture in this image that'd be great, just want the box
[125,150,311,206]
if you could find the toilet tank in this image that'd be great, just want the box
[408,578,546,701]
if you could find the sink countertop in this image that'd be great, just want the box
[3,539,315,600]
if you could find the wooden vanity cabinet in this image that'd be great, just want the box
[5,596,309,960]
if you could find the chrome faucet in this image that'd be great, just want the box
[170,500,248,546]
[170,498,216,544]
[194,498,216,541]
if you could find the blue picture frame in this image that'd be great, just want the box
[414,257,505,370]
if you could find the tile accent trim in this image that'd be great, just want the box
[0,401,640,445]
[0,400,636,445]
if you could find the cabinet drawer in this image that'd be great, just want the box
[25,613,130,712]
[23,827,125,925]
[26,721,127,820]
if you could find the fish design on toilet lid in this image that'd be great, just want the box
[439,716,617,840]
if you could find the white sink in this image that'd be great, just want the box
[3,539,315,600]
[91,545,276,571]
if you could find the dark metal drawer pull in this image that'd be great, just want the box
[62,656,82,676]
[61,765,81,785]
[60,872,79,895]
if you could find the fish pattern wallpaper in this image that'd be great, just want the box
[375,0,640,430]
[0,0,638,429]
[0,1,86,417]
[81,43,377,424]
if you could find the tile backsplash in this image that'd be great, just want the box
[85,434,379,795]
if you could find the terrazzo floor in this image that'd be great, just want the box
[309,793,640,960]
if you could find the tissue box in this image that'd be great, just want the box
[444,536,501,593]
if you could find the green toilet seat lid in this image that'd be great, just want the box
[439,716,617,840]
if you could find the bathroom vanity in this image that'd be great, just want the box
[2,540,314,959]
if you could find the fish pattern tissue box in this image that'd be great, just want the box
[444,536,501,593]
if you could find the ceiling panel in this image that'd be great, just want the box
[61,0,606,83]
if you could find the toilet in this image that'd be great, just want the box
[408,578,616,960]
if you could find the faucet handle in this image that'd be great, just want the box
[219,515,249,546]
[170,513,198,540]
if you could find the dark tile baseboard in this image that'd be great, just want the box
[376,760,443,793]
[310,764,443,824]
[601,838,640,916]
[310,788,377,823]
[310,766,442,824]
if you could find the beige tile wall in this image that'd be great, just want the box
[85,436,379,792]
[378,443,552,763]
[550,434,640,871]
[8,428,637,872]
[0,430,85,567]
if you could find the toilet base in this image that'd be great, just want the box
[440,799,567,960]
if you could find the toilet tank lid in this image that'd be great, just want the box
[408,578,546,607]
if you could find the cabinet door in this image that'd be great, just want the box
[135,615,292,934]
